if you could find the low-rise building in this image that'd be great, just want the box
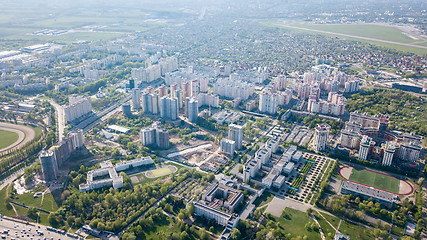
[341,181,398,207]
[79,157,154,192]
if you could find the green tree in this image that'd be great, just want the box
[180,231,190,240]
[200,228,209,240]
[231,228,241,240]
[187,202,195,216]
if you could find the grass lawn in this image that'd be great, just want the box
[290,24,416,44]
[349,168,400,193]
[12,191,59,212]
[265,21,427,55]
[40,193,59,212]
[0,185,16,217]
[253,192,274,207]
[132,173,169,185]
[143,216,202,239]
[314,212,336,240]
[338,220,374,240]
[151,167,173,177]
[320,212,340,229]
[0,129,19,149]
[275,208,321,240]
[31,126,43,139]
[391,225,404,237]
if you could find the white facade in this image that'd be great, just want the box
[159,96,179,120]
[340,130,360,149]
[197,93,219,108]
[141,127,156,146]
[221,138,236,157]
[398,143,421,162]
[213,79,255,100]
[228,124,243,150]
[358,135,374,160]
[259,92,278,115]
[186,97,199,123]
[63,96,92,122]
[313,123,330,152]
[132,88,141,110]
[382,142,396,166]
[79,158,154,192]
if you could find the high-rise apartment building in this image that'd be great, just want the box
[228,124,243,150]
[40,150,59,181]
[159,96,178,120]
[259,92,279,115]
[140,122,170,149]
[132,88,141,110]
[382,141,397,166]
[186,97,199,123]
[221,139,236,157]
[358,135,375,160]
[63,96,92,123]
[313,123,330,152]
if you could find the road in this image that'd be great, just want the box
[0,123,36,154]
[0,215,80,240]
[79,95,131,133]
[49,100,65,142]
[282,24,427,50]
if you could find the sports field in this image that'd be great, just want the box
[348,168,400,193]
[151,167,173,177]
[0,129,19,149]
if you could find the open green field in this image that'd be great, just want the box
[0,129,19,149]
[12,191,59,212]
[0,185,16,217]
[314,212,336,240]
[143,215,203,239]
[291,24,417,44]
[349,168,400,193]
[265,21,427,55]
[253,192,274,207]
[151,167,173,177]
[276,208,322,240]
[0,3,173,50]
[339,220,374,239]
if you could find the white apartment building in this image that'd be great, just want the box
[132,88,141,110]
[228,124,243,150]
[259,92,278,114]
[313,123,330,152]
[382,141,397,166]
[213,79,255,100]
[63,96,92,122]
[358,135,375,160]
[221,138,236,157]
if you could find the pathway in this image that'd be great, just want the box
[311,214,326,240]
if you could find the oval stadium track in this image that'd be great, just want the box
[0,122,36,154]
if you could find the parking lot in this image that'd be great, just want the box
[0,216,80,240]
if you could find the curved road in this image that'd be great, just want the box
[0,122,35,153]
[49,100,65,142]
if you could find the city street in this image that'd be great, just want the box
[0,215,80,240]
